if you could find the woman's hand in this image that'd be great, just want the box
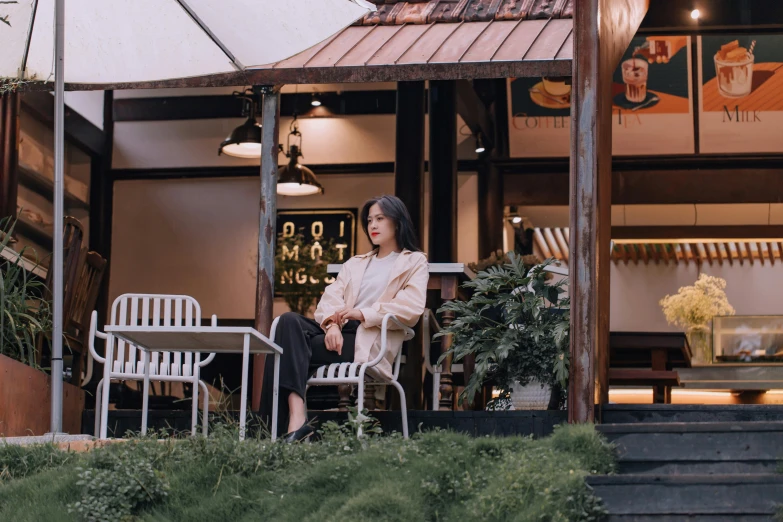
[324,324,344,355]
[336,308,365,323]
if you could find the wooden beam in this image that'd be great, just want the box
[638,243,649,264]
[569,0,648,422]
[0,93,20,219]
[20,92,105,157]
[714,243,723,265]
[252,88,281,415]
[505,168,783,206]
[111,159,483,182]
[703,243,713,266]
[455,80,494,150]
[58,59,573,92]
[611,226,783,241]
[113,91,399,122]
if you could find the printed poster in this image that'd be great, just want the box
[508,36,695,157]
[699,35,783,153]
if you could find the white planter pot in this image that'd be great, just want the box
[509,379,551,410]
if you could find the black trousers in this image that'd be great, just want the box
[260,312,358,436]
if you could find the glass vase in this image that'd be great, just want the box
[686,324,712,365]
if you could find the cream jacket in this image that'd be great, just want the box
[314,249,429,380]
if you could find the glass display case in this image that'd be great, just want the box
[713,315,783,364]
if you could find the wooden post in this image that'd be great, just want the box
[0,92,20,219]
[429,80,458,410]
[477,79,508,259]
[394,80,426,409]
[394,81,425,243]
[252,87,281,412]
[569,0,648,423]
[90,91,115,351]
[428,80,458,262]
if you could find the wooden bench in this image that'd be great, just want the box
[608,368,680,404]
[609,332,692,404]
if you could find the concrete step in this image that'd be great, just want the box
[598,421,783,475]
[587,474,783,520]
[601,404,783,424]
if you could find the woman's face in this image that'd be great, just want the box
[366,203,396,248]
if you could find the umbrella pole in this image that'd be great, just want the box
[50,0,65,434]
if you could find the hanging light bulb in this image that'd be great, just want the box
[690,8,701,19]
[475,133,486,154]
[219,91,262,158]
[277,115,324,197]
[311,93,322,107]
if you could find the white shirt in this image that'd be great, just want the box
[353,252,400,311]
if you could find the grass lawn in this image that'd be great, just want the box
[0,421,614,522]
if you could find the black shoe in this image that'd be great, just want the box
[283,423,314,443]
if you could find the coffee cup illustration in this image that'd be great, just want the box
[622,58,648,103]
[541,77,571,98]
[714,40,754,98]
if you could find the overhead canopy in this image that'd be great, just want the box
[60,0,574,91]
[1,0,375,86]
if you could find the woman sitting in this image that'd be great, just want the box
[261,195,429,442]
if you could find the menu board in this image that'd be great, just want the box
[699,35,783,153]
[508,36,695,157]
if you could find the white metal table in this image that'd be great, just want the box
[104,326,282,441]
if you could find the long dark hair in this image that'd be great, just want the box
[360,195,420,252]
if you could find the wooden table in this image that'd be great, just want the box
[327,262,474,410]
[609,332,692,403]
[105,326,282,441]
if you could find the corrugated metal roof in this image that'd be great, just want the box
[253,2,573,83]
[532,227,783,267]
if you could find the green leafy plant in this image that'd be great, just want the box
[468,249,540,274]
[0,217,51,366]
[68,441,170,522]
[437,254,570,405]
[0,423,613,522]
[275,229,339,316]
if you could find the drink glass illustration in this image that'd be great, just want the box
[714,50,754,98]
[622,59,648,103]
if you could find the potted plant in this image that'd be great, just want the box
[436,254,570,410]
[659,273,735,364]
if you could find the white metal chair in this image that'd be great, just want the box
[271,313,414,438]
[88,293,215,439]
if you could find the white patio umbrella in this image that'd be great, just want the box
[1,0,375,434]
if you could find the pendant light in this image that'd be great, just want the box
[277,115,324,196]
[218,91,262,159]
[475,133,487,154]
